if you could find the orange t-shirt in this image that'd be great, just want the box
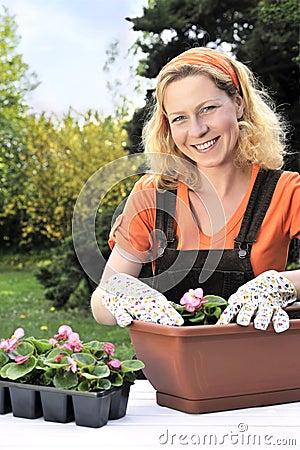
[109,165,300,276]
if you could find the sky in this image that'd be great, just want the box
[1,0,149,116]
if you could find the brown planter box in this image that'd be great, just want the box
[129,305,300,413]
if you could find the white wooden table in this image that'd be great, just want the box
[1,380,300,450]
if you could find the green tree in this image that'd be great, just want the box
[126,0,299,167]
[239,0,300,168]
[3,110,134,244]
[127,0,258,78]
[0,7,38,247]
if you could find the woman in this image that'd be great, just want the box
[91,47,300,332]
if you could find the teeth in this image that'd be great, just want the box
[195,138,217,151]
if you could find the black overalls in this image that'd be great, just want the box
[140,169,282,302]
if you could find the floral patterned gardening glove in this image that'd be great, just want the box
[101,273,184,328]
[217,270,297,333]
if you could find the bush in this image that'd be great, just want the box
[35,207,115,310]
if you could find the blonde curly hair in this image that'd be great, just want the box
[142,47,288,189]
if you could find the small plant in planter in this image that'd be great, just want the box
[0,325,144,390]
[170,288,228,325]
[129,288,300,414]
[0,326,144,427]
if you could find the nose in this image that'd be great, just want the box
[189,116,208,137]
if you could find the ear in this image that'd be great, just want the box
[234,94,245,119]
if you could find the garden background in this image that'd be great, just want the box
[0,0,299,358]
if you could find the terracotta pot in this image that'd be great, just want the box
[129,305,300,413]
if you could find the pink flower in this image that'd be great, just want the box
[107,359,122,370]
[54,342,70,351]
[54,325,73,341]
[67,332,83,353]
[180,288,207,312]
[12,328,25,339]
[67,357,77,373]
[0,339,9,351]
[102,342,115,356]
[54,354,65,362]
[58,325,73,336]
[50,326,83,351]
[0,328,25,353]
[72,343,83,353]
[15,355,29,364]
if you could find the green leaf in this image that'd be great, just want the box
[79,372,99,380]
[169,302,185,313]
[110,371,123,387]
[72,352,96,367]
[84,341,104,352]
[203,295,228,306]
[46,348,71,359]
[96,379,111,390]
[0,351,9,368]
[1,356,37,380]
[202,297,228,322]
[188,312,205,323]
[124,372,137,383]
[80,363,110,380]
[53,370,78,389]
[211,306,222,318]
[39,371,53,386]
[203,305,224,321]
[0,364,11,378]
[77,380,90,392]
[35,357,47,370]
[44,355,70,369]
[121,359,145,372]
[14,341,35,357]
[93,364,110,378]
[26,337,52,354]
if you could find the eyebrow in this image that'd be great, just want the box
[166,98,221,118]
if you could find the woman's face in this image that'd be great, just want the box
[163,75,244,170]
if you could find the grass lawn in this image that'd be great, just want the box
[0,267,134,360]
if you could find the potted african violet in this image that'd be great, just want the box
[0,325,144,427]
[129,288,300,414]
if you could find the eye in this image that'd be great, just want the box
[171,115,186,123]
[200,105,216,114]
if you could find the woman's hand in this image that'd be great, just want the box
[217,270,297,332]
[101,273,184,327]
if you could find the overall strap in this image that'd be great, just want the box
[155,169,282,257]
[155,189,178,249]
[234,169,282,258]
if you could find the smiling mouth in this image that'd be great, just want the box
[193,137,219,151]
